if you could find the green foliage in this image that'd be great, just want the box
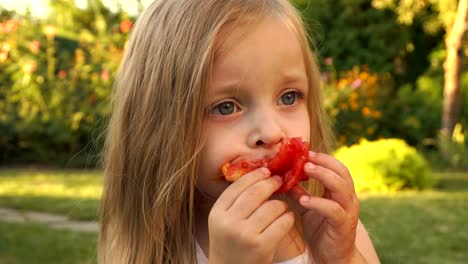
[0,1,133,166]
[372,0,459,31]
[322,66,390,146]
[322,42,468,150]
[379,75,443,146]
[334,138,436,192]
[438,123,468,169]
[292,0,443,84]
[0,0,462,167]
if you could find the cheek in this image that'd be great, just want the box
[285,107,310,141]
[196,122,240,196]
[197,144,232,199]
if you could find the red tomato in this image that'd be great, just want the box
[221,137,309,193]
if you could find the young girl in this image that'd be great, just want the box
[99,0,380,263]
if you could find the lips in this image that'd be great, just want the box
[221,137,310,193]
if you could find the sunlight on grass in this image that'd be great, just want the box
[0,169,103,220]
[0,169,103,199]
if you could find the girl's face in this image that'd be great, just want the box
[198,17,310,199]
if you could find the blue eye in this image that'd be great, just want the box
[280,91,300,105]
[211,101,238,115]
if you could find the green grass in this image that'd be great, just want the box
[0,169,468,263]
[0,221,97,264]
[360,172,468,263]
[0,169,102,221]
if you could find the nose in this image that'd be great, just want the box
[247,108,285,148]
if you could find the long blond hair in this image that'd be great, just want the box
[99,0,333,263]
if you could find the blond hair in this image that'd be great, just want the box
[99,0,334,263]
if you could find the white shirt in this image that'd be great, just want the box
[195,241,310,264]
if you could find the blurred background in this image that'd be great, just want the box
[0,0,466,263]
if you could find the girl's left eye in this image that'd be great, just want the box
[279,91,303,105]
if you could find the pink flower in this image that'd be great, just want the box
[29,40,41,54]
[324,57,333,66]
[58,70,67,79]
[101,69,110,81]
[321,72,330,82]
[4,19,19,33]
[120,20,133,33]
[351,79,362,89]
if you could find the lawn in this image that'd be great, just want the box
[0,169,467,263]
[0,169,102,221]
[359,172,468,263]
[0,221,97,264]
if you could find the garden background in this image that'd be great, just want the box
[0,0,467,263]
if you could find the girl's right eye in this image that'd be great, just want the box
[210,101,239,115]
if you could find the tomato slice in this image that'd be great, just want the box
[268,139,296,175]
[221,137,309,193]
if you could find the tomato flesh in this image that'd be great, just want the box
[221,137,309,193]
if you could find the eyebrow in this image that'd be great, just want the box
[213,72,307,94]
[212,81,244,97]
[281,72,308,86]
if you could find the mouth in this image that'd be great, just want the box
[230,146,280,165]
[220,137,310,193]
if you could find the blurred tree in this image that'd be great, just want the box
[372,0,467,151]
[292,0,443,86]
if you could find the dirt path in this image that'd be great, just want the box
[0,207,98,233]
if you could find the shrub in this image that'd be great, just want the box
[0,3,131,166]
[334,138,436,192]
[322,66,392,146]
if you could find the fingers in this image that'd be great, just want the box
[246,200,289,233]
[214,167,271,211]
[287,184,310,201]
[228,175,283,219]
[259,210,295,246]
[286,185,311,216]
[299,195,349,229]
[308,152,354,188]
[303,162,356,212]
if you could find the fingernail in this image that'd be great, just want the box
[300,195,310,204]
[305,162,315,171]
[309,151,316,158]
[273,175,283,184]
[260,167,270,175]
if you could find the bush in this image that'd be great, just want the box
[0,2,132,166]
[322,66,392,146]
[334,138,436,192]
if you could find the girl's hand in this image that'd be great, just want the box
[288,152,363,264]
[208,168,295,264]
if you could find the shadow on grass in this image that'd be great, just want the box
[434,172,468,192]
[0,221,97,264]
[0,195,99,221]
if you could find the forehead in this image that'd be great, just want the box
[210,16,307,87]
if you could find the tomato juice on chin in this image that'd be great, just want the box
[221,137,309,193]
